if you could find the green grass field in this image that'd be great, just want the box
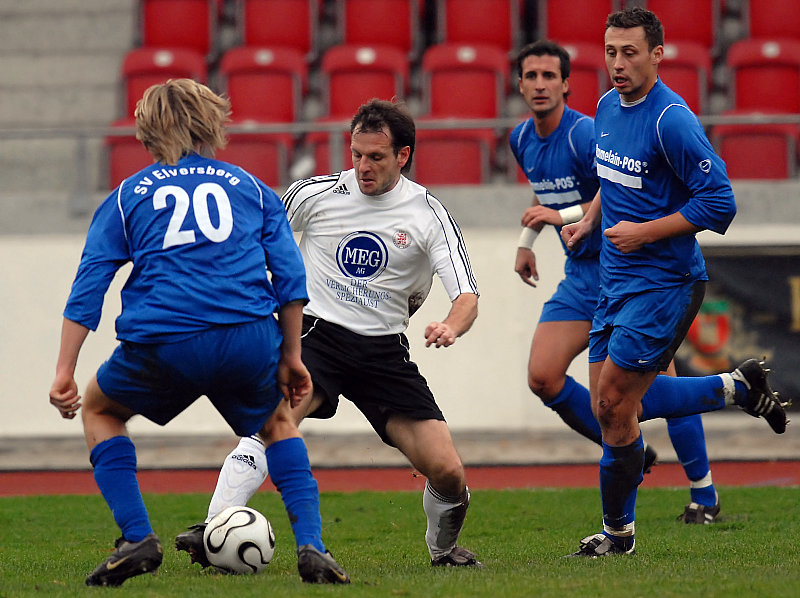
[1,486,799,597]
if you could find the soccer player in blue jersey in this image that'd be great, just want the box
[48,79,349,585]
[511,39,725,524]
[561,7,788,557]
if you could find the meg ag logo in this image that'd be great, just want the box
[336,231,388,280]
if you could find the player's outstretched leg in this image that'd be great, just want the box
[667,415,720,524]
[176,435,268,568]
[425,482,484,568]
[732,359,790,434]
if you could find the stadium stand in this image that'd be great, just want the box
[436,0,521,53]
[538,0,620,45]
[643,0,720,51]
[106,118,155,189]
[659,41,712,115]
[140,0,216,56]
[745,0,800,41]
[237,0,320,58]
[320,44,410,118]
[217,129,293,186]
[712,110,799,179]
[219,45,307,122]
[561,41,609,117]
[120,47,208,118]
[334,0,420,56]
[727,37,800,113]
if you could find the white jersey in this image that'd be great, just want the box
[282,169,478,336]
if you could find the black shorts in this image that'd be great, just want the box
[301,315,445,446]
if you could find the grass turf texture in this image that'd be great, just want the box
[1,487,798,597]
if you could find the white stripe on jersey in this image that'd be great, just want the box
[536,189,583,205]
[597,163,642,189]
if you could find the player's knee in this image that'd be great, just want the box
[527,370,560,402]
[259,403,300,444]
[426,459,465,494]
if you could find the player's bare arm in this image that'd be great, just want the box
[49,317,90,419]
[604,211,704,254]
[424,292,478,348]
[276,300,313,406]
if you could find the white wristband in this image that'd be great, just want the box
[558,205,584,225]
[518,227,539,249]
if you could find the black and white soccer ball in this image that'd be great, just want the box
[203,506,276,574]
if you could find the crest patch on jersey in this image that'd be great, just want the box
[392,230,411,249]
[699,159,711,173]
[336,231,388,280]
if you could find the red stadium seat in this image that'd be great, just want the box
[320,44,409,118]
[335,0,420,56]
[712,111,799,179]
[304,118,352,175]
[413,127,496,185]
[437,0,521,53]
[219,46,307,122]
[121,47,207,117]
[216,131,293,187]
[421,43,509,118]
[562,41,609,117]
[539,0,619,45]
[746,0,800,40]
[643,0,720,50]
[140,0,214,56]
[659,41,712,114]
[106,119,154,188]
[238,0,319,57]
[727,38,800,113]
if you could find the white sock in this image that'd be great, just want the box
[423,481,469,559]
[206,436,268,523]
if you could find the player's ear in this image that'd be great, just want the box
[397,146,411,169]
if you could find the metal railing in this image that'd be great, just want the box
[2,112,799,216]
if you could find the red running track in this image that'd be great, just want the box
[1,461,799,497]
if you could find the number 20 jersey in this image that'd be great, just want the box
[63,153,307,343]
[282,170,479,336]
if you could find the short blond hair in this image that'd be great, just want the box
[135,78,231,165]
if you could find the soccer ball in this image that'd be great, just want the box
[203,506,276,574]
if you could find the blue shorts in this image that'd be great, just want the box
[539,258,600,323]
[96,317,283,437]
[588,281,705,372]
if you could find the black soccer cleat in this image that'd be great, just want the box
[643,443,658,474]
[678,496,721,524]
[431,545,484,568]
[297,544,350,584]
[175,523,211,568]
[566,533,635,558]
[732,359,790,434]
[85,533,163,587]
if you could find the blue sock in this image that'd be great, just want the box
[733,380,749,405]
[547,376,602,445]
[266,437,325,552]
[666,416,716,506]
[640,375,727,421]
[90,436,153,542]
[600,435,643,549]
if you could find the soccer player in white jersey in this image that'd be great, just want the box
[176,99,483,569]
[561,7,788,557]
[511,39,727,523]
[48,79,348,586]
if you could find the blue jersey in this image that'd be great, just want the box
[594,78,736,297]
[510,106,601,262]
[64,153,308,343]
